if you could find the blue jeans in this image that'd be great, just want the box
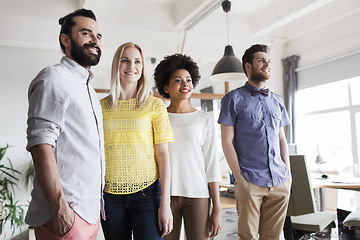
[101,179,163,240]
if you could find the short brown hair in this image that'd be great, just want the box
[242,44,269,76]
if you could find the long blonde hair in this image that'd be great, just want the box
[109,42,150,108]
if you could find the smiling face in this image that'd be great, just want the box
[164,69,193,100]
[62,16,102,68]
[119,47,143,86]
[247,51,271,82]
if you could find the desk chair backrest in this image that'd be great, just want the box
[287,154,316,216]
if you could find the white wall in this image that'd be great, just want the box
[0,46,63,150]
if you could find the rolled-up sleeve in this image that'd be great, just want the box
[26,68,70,151]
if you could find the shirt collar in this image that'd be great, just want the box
[244,81,268,93]
[61,56,93,83]
[244,81,255,94]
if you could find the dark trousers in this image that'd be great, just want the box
[101,179,163,240]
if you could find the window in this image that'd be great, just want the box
[295,77,360,177]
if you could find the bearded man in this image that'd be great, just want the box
[218,44,292,240]
[25,8,105,240]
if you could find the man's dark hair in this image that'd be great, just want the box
[153,54,201,99]
[58,9,97,54]
[242,44,269,76]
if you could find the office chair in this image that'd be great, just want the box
[344,210,360,227]
[284,155,336,240]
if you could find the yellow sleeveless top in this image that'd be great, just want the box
[100,96,173,194]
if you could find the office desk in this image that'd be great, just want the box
[219,184,236,209]
[311,174,360,211]
[220,196,236,209]
[311,175,360,191]
[219,184,234,190]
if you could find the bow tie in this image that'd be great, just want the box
[251,88,269,96]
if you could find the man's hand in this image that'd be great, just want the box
[30,144,74,236]
[51,200,75,236]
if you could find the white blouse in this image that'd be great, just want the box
[168,109,221,198]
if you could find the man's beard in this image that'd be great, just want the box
[70,38,101,67]
[251,69,270,83]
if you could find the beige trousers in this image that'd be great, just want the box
[234,173,291,240]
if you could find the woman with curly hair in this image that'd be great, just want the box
[154,53,222,240]
[100,42,173,239]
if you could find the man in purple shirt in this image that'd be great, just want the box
[218,44,291,239]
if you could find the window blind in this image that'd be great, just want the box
[297,51,360,90]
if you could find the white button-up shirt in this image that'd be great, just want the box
[26,56,105,226]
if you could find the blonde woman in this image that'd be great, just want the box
[100,42,173,240]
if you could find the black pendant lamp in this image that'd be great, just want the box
[211,0,245,82]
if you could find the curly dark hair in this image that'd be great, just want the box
[153,53,201,99]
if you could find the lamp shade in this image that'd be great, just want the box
[211,45,246,82]
[315,154,326,165]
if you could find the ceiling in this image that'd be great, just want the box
[1,0,360,91]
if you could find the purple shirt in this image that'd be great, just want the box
[218,82,291,187]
